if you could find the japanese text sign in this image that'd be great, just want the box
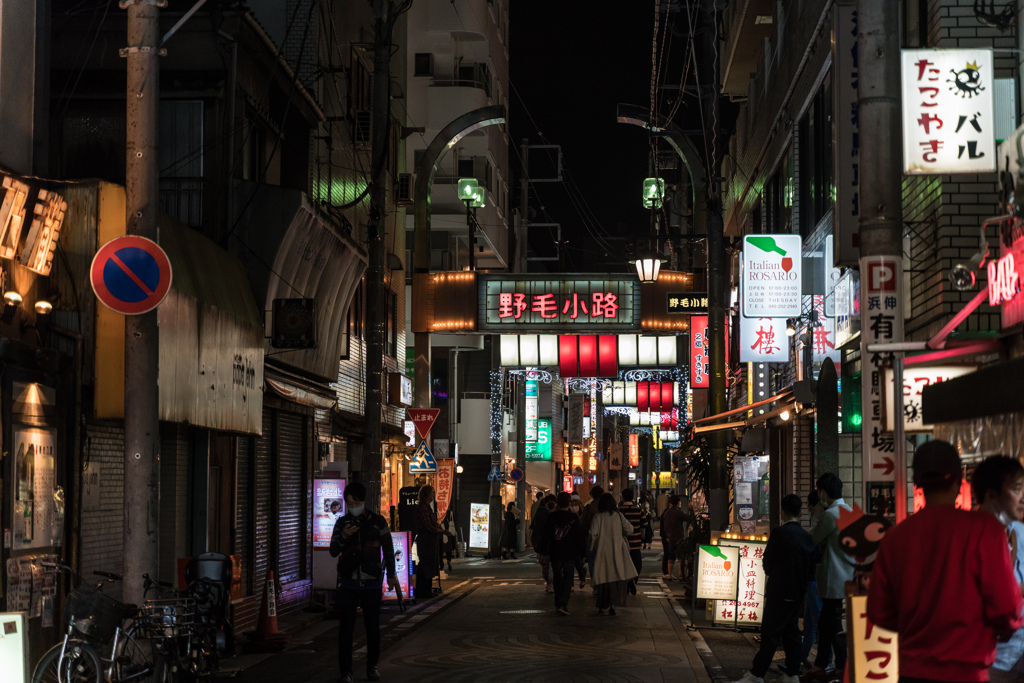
[667,292,708,314]
[993,218,1024,328]
[740,317,788,363]
[312,479,346,549]
[406,408,440,440]
[628,433,639,467]
[695,545,739,601]
[901,48,995,174]
[435,459,455,524]
[848,595,899,683]
[860,256,904,483]
[525,378,538,443]
[742,235,803,318]
[882,365,976,432]
[811,295,840,365]
[714,540,766,626]
[689,316,727,387]
[481,275,637,330]
[526,418,552,460]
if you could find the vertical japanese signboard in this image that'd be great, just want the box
[901,48,995,174]
[848,594,899,683]
[691,315,709,387]
[742,235,803,318]
[525,376,539,443]
[833,2,861,267]
[713,539,767,626]
[835,269,861,348]
[383,531,413,601]
[695,545,739,601]
[435,459,455,524]
[312,479,346,549]
[860,257,904,485]
[811,295,840,365]
[740,317,788,363]
[525,418,552,460]
[628,433,639,467]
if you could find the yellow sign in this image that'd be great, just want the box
[650,471,675,488]
[848,594,898,683]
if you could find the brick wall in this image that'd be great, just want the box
[80,421,125,600]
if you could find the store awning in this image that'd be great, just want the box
[690,388,796,432]
[922,356,1024,424]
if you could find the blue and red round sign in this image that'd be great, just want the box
[509,468,524,482]
[90,235,173,315]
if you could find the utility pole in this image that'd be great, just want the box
[858,0,905,516]
[122,0,161,602]
[364,0,394,511]
[694,1,729,530]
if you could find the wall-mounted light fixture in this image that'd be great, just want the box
[2,291,21,324]
[34,300,52,315]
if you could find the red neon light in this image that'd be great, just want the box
[579,335,598,377]
[559,335,578,377]
[988,253,1019,306]
[638,381,650,412]
[629,433,639,467]
[691,315,709,388]
[598,335,618,377]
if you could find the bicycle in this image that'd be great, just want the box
[31,563,198,683]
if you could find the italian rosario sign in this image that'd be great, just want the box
[742,235,802,318]
[901,48,995,174]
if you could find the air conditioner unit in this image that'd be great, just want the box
[396,173,413,205]
[354,110,372,145]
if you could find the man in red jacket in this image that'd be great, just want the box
[867,441,1023,683]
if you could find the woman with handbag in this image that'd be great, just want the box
[588,492,638,615]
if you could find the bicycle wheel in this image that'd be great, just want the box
[152,652,186,683]
[115,622,159,682]
[32,640,103,683]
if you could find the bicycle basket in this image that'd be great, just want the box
[63,584,126,643]
[140,597,196,638]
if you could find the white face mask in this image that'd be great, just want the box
[349,504,365,517]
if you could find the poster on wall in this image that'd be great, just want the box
[383,531,413,601]
[13,428,55,549]
[469,503,490,549]
[312,479,346,549]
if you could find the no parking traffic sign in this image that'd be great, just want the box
[90,235,173,315]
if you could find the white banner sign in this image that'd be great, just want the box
[901,48,995,174]
[834,270,860,348]
[739,317,789,363]
[824,236,842,316]
[714,540,767,626]
[742,235,803,318]
[696,545,739,601]
[811,295,840,365]
[882,365,977,432]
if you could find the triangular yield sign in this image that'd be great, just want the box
[407,408,441,439]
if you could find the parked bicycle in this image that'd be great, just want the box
[31,563,206,683]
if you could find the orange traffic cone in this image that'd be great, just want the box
[246,570,290,651]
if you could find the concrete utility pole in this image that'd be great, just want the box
[364,0,394,511]
[123,0,161,602]
[858,0,905,516]
[694,1,730,530]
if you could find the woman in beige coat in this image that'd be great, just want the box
[588,492,639,615]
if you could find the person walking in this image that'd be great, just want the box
[588,492,638,616]
[640,502,654,550]
[734,494,817,683]
[581,485,603,593]
[868,441,1022,683]
[970,455,1024,682]
[528,491,544,547]
[805,473,854,680]
[618,489,643,595]
[799,490,827,674]
[539,491,587,615]
[413,485,454,600]
[502,502,520,560]
[329,482,401,683]
[660,494,685,581]
[531,494,557,592]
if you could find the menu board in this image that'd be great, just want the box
[469,503,490,549]
[713,539,766,626]
[383,531,413,601]
[695,545,739,601]
[312,479,346,549]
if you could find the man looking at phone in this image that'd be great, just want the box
[330,482,401,682]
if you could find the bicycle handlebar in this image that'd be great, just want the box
[93,570,123,581]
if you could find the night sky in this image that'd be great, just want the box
[509,2,665,273]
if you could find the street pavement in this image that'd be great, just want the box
[225,545,777,683]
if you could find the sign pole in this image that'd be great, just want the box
[893,354,907,522]
[122,0,161,605]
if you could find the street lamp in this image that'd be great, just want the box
[642,177,665,209]
[633,251,664,283]
[458,178,485,270]
[633,177,667,282]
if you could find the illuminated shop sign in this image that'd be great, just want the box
[742,235,803,318]
[481,275,638,330]
[667,292,708,314]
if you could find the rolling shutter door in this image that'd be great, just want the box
[276,411,306,584]
[253,405,274,588]
[235,437,253,596]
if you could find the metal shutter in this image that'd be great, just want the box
[253,405,274,588]
[235,437,253,596]
[276,411,306,584]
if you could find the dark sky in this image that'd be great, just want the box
[509,2,661,273]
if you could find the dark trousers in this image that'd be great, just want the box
[415,533,438,598]
[337,587,382,676]
[751,596,802,677]
[551,560,575,608]
[815,597,848,668]
[629,548,642,591]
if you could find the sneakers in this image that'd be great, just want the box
[545,584,555,593]
[733,673,764,683]
[367,666,381,681]
[556,606,570,615]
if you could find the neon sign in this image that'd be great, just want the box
[987,252,1019,306]
[482,276,638,331]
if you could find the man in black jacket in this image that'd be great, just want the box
[539,491,586,615]
[330,482,401,683]
[735,494,817,683]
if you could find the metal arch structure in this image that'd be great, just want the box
[615,103,707,236]
[412,104,507,408]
